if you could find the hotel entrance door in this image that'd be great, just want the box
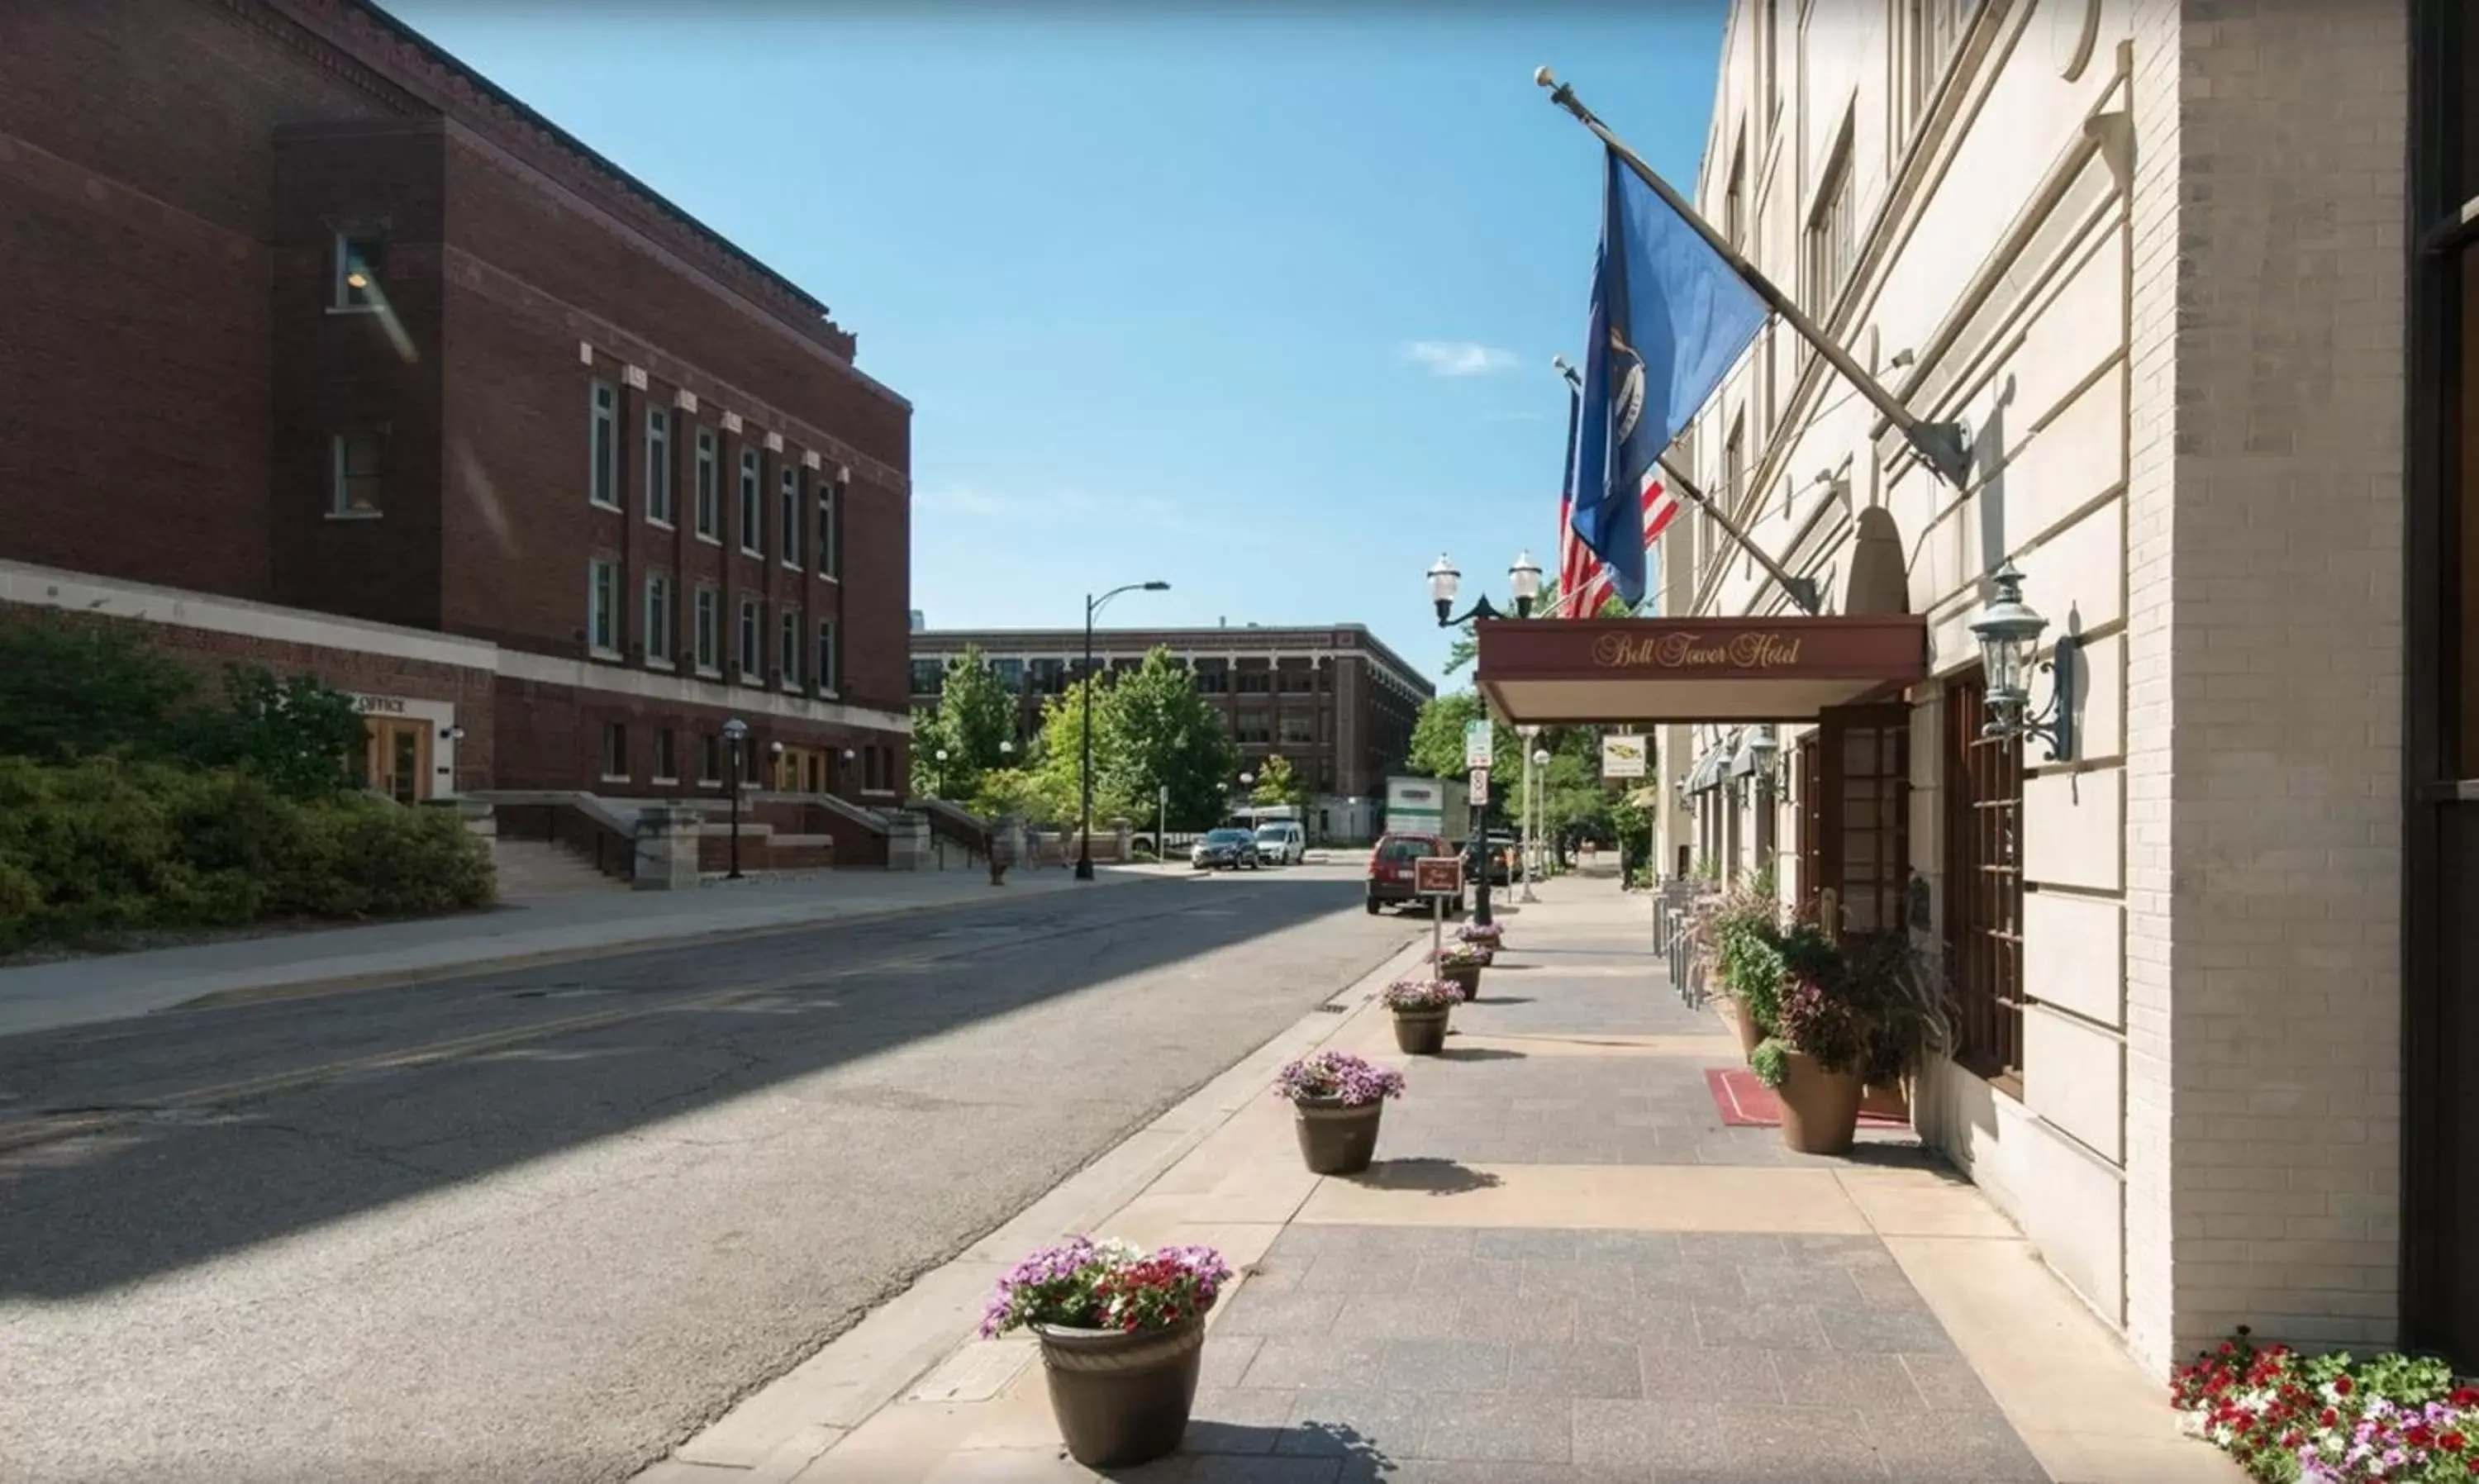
[777,744,826,793]
[364,717,431,803]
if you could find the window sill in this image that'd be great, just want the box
[599,773,630,784]
[819,572,840,584]
[695,666,724,681]
[325,510,383,521]
[739,546,764,559]
[780,560,802,573]
[652,775,679,786]
[588,646,625,662]
[590,499,624,514]
[737,671,762,686]
[649,517,676,532]
[646,658,676,672]
[696,531,723,546]
[324,304,382,317]
[697,778,722,789]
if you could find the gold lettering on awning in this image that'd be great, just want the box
[1591,631,1806,670]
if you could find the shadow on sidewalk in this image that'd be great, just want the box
[1339,1158,1504,1196]
[0,878,1380,1299]
[1154,1420,1392,1479]
[1430,1046,1525,1063]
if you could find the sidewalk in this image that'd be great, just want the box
[0,864,1158,1039]
[641,878,2242,1484]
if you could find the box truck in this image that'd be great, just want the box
[1383,775,1470,847]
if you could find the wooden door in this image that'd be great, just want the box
[364,719,431,804]
[1815,704,1910,941]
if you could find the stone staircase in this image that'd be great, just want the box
[489,836,627,903]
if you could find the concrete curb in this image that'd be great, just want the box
[631,930,1435,1483]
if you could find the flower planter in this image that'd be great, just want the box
[1440,963,1482,1001]
[1391,1007,1450,1055]
[1032,1315,1206,1468]
[1776,1050,1865,1155]
[1293,1096,1386,1174]
[1733,1001,1767,1063]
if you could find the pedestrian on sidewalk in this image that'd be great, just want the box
[1023,820,1041,869]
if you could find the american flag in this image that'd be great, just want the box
[1559,471,1679,617]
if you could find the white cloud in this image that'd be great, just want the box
[1402,340,1520,378]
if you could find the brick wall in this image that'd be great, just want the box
[2125,0,2410,1371]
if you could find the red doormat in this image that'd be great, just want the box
[1706,1067,1910,1129]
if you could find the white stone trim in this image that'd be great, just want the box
[764,431,783,453]
[673,388,698,412]
[801,449,821,471]
[621,364,648,390]
[497,649,910,733]
[722,411,743,433]
[0,559,498,672]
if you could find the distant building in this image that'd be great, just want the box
[909,610,927,632]
[911,625,1433,841]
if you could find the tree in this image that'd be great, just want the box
[1406,692,1517,783]
[1023,676,1135,827]
[0,615,201,763]
[193,666,367,799]
[925,644,1019,801]
[1251,754,1306,809]
[1094,648,1239,831]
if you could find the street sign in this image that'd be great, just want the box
[1601,734,1648,778]
[1463,719,1494,769]
[1469,768,1490,805]
[1414,857,1462,896]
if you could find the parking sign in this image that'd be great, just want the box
[1463,719,1493,769]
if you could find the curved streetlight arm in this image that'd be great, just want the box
[1439,594,1524,628]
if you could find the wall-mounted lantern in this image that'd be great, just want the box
[1967,561,2077,762]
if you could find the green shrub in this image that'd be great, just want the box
[0,758,492,949]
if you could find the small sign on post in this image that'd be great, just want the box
[1600,734,1648,779]
[1463,719,1494,770]
[1416,854,1462,968]
[1469,768,1490,806]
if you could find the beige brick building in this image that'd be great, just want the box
[1495,0,2469,1375]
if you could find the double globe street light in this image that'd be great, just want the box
[1425,549,1544,929]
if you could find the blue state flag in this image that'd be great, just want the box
[1572,147,1768,607]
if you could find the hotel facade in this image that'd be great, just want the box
[1479,0,2473,1374]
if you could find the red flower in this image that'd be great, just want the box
[2451,1386,2479,1407]
[2333,1376,2354,1397]
[2443,1431,2467,1453]
[2321,1408,2341,1428]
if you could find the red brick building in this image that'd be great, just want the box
[0,0,912,803]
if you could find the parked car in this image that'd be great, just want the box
[1191,828,1262,871]
[1367,831,1463,916]
[1253,821,1306,865]
[1465,831,1522,887]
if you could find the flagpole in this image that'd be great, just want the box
[1535,68,1973,492]
[1557,359,1821,616]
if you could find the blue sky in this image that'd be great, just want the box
[387,2,1725,685]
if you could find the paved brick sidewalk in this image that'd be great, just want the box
[643,879,2239,1484]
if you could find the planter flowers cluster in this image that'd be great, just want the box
[1275,1050,1405,1174]
[1382,977,1461,1055]
[1433,940,1491,1000]
[1454,920,1504,958]
[2171,1326,2478,1482]
[982,1235,1234,1468]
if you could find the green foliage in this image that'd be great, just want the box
[1749,1037,1789,1090]
[918,644,1020,801]
[1251,754,1305,809]
[1704,862,1788,1033]
[1406,692,1516,782]
[968,766,1068,824]
[1096,649,1238,831]
[0,616,368,798]
[0,757,492,950]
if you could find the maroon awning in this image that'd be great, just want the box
[1474,615,1928,725]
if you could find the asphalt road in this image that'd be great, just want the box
[0,865,1417,1484]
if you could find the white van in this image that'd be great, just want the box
[1252,821,1306,866]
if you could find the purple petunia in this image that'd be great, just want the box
[1274,1050,1406,1107]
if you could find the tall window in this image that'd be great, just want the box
[779,611,802,687]
[911,659,944,696]
[818,483,840,578]
[694,587,720,673]
[1725,135,1748,250]
[1946,670,2025,1082]
[587,559,620,654]
[700,733,724,786]
[1237,668,1272,694]
[779,468,802,570]
[1806,117,1858,317]
[1903,0,1972,138]
[332,231,384,311]
[653,728,678,782]
[1030,658,1066,695]
[694,430,720,539]
[589,383,620,510]
[1197,664,1230,695]
[600,721,628,780]
[643,573,673,664]
[738,449,764,555]
[738,596,761,678]
[816,618,838,693]
[1720,416,1747,586]
[645,408,675,526]
[992,658,1025,693]
[331,430,384,516]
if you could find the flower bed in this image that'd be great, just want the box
[981,1236,1232,1338]
[2172,1328,2478,1482]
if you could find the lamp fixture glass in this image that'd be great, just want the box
[1508,550,1544,606]
[721,717,749,740]
[1426,554,1462,610]
[1969,562,2048,711]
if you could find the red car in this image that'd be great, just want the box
[1366,832,1464,916]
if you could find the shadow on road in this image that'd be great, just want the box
[0,876,1386,1299]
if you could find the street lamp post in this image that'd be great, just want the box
[1426,551,1544,929]
[1077,580,1172,881]
[721,717,749,879]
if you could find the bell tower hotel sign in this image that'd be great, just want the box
[1477,616,1927,725]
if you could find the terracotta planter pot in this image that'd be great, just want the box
[1734,1002,1767,1062]
[1034,1315,1206,1468]
[1440,963,1482,1001]
[1392,1007,1450,1055]
[1776,1051,1866,1155]
[1292,1096,1386,1174]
